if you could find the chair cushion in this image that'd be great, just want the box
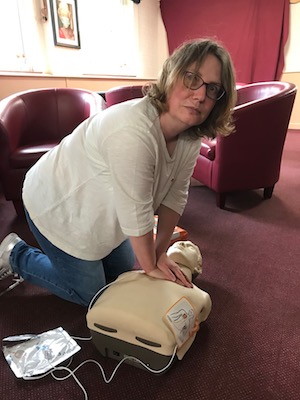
[10,141,58,168]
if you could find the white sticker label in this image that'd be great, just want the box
[164,297,199,348]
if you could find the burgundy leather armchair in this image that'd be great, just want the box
[0,88,104,216]
[192,81,297,209]
[105,85,144,107]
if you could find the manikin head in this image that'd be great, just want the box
[167,240,202,280]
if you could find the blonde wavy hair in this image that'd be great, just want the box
[144,38,237,139]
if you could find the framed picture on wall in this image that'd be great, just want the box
[50,0,80,49]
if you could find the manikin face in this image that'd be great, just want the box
[166,54,222,132]
[167,241,202,275]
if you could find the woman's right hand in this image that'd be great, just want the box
[147,253,193,288]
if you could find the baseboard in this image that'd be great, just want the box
[288,122,300,130]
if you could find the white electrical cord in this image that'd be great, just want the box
[23,343,178,399]
[22,276,178,399]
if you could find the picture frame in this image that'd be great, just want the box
[50,0,80,49]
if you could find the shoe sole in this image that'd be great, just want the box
[0,233,19,257]
[0,233,19,275]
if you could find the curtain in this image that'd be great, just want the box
[160,0,290,83]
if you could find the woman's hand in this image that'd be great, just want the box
[129,226,192,288]
[147,253,193,288]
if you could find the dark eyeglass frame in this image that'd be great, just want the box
[183,71,225,101]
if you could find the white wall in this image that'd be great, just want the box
[134,0,169,78]
[284,2,300,73]
[1,1,298,81]
[41,0,169,78]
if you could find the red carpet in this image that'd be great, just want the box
[1,131,300,400]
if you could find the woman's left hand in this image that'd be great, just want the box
[155,253,193,288]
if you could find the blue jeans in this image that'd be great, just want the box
[10,210,135,306]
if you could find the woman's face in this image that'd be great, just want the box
[166,54,222,131]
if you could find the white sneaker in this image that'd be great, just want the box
[0,233,21,281]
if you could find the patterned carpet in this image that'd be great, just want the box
[1,131,299,400]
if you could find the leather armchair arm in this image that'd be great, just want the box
[200,138,216,161]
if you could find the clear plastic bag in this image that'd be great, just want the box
[2,327,80,378]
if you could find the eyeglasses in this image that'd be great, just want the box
[183,71,225,101]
